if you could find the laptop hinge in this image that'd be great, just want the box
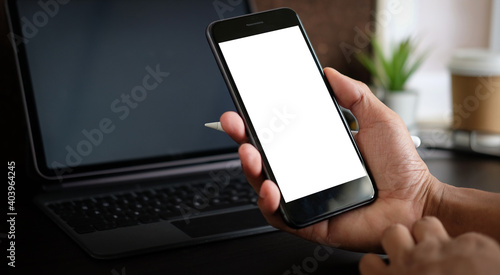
[43,158,242,191]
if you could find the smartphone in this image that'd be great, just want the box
[207,8,376,228]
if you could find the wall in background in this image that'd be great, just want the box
[253,0,375,83]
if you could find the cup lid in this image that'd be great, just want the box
[448,48,500,76]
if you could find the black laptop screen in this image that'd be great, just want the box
[9,0,248,178]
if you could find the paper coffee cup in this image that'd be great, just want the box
[448,49,500,134]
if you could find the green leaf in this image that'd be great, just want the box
[371,39,392,88]
[401,52,427,86]
[355,36,427,92]
[356,53,383,87]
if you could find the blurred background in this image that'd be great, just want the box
[253,0,498,126]
[2,0,499,162]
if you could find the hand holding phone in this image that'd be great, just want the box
[207,8,376,228]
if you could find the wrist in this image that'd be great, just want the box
[421,175,447,219]
[423,183,500,239]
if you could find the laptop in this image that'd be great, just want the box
[6,0,274,259]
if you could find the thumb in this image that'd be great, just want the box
[323,67,393,127]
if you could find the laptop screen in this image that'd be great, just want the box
[8,0,249,179]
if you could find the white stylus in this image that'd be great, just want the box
[204,121,421,148]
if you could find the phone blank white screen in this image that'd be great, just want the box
[219,26,367,202]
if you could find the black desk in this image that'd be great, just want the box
[2,148,499,275]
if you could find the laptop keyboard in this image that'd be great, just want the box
[47,178,258,234]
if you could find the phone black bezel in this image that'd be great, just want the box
[207,8,376,228]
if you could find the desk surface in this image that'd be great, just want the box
[2,149,499,275]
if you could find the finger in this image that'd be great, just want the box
[359,253,387,275]
[238,143,265,193]
[257,179,284,226]
[323,67,392,126]
[239,146,286,229]
[381,224,415,263]
[220,111,247,144]
[452,232,500,256]
[324,67,367,110]
[412,216,450,243]
[257,180,280,211]
[324,67,416,155]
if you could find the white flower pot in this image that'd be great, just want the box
[384,91,418,129]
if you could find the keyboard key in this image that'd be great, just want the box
[93,222,117,231]
[74,225,95,234]
[138,214,160,224]
[159,210,179,220]
[115,218,139,227]
[48,175,259,234]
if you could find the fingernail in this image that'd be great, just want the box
[258,185,266,200]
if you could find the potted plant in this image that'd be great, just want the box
[356,37,426,128]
